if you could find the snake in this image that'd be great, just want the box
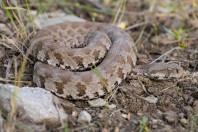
[30,21,184,100]
[30,22,137,100]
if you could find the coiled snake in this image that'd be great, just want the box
[30,21,137,100]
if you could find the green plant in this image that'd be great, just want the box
[163,26,188,48]
[139,116,150,132]
[91,65,110,94]
[152,24,159,45]
[64,123,69,132]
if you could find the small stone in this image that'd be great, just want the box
[163,111,178,123]
[77,111,92,124]
[178,113,185,118]
[72,111,78,117]
[108,104,116,109]
[88,98,106,107]
[145,95,158,104]
[152,124,158,129]
[33,11,85,29]
[121,113,128,119]
[180,118,188,126]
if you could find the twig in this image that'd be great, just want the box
[132,93,149,102]
[126,21,148,30]
[159,84,176,93]
[0,77,31,84]
[110,109,121,117]
[138,79,150,95]
[134,25,147,45]
[149,46,182,65]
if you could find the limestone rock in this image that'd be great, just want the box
[0,83,67,126]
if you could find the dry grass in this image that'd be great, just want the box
[0,0,51,131]
[0,0,198,131]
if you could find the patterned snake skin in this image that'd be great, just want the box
[30,22,137,100]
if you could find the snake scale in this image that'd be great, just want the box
[30,21,137,100]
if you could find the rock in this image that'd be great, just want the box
[163,111,178,124]
[88,98,106,107]
[121,113,128,119]
[108,104,117,109]
[178,113,185,119]
[180,118,188,126]
[32,10,85,29]
[0,83,67,126]
[77,111,92,124]
[145,95,158,104]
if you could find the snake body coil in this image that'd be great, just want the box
[31,22,137,100]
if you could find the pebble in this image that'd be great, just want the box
[163,111,178,123]
[88,98,106,107]
[32,10,85,29]
[108,104,117,109]
[145,95,158,104]
[180,118,188,126]
[77,111,92,124]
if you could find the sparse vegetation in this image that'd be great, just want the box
[0,0,198,131]
[139,116,150,132]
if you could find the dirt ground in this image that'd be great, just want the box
[1,0,198,131]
